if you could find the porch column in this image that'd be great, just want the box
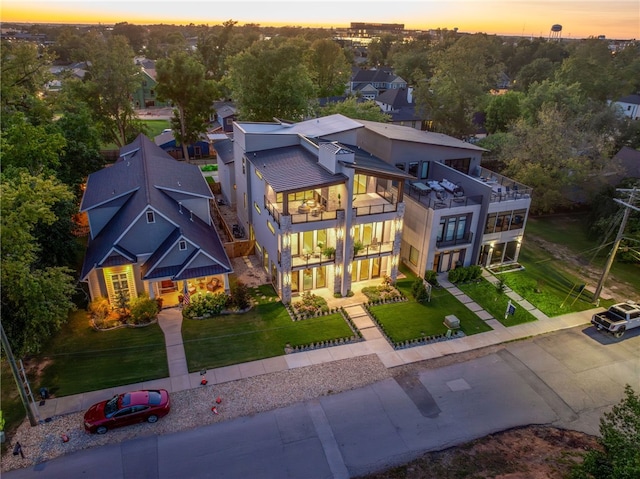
[334,210,346,297]
[390,203,405,282]
[281,216,292,304]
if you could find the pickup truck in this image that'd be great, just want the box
[591,301,640,338]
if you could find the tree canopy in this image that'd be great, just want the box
[225,38,316,121]
[319,97,391,122]
[156,51,219,161]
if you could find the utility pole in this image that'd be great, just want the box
[0,322,38,426]
[593,188,639,305]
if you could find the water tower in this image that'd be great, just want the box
[549,24,562,41]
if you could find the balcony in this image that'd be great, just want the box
[405,182,482,210]
[291,251,336,268]
[473,167,532,203]
[353,186,398,216]
[354,240,394,258]
[436,231,474,248]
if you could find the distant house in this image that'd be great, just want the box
[350,67,407,99]
[154,131,212,160]
[79,134,232,308]
[611,94,640,120]
[374,87,425,130]
[610,146,640,184]
[132,58,169,109]
[213,102,238,133]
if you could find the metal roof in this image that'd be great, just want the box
[249,145,347,193]
[358,120,487,151]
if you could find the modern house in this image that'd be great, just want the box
[80,134,233,308]
[218,114,532,303]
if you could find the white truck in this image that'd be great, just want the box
[591,301,640,338]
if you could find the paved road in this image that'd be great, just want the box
[5,325,639,478]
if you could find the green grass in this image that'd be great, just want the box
[457,279,538,326]
[526,214,640,295]
[499,245,612,317]
[1,360,29,446]
[37,310,168,396]
[368,266,492,343]
[142,119,171,138]
[182,286,353,371]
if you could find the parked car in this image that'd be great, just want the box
[84,389,171,434]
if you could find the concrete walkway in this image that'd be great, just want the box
[36,270,600,419]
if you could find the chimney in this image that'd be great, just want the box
[407,87,413,104]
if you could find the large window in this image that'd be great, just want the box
[444,158,470,174]
[354,174,368,194]
[437,215,470,242]
[408,162,419,177]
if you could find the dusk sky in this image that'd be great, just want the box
[2,0,639,39]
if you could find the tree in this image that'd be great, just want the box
[156,51,219,162]
[572,384,640,479]
[226,38,316,121]
[320,97,390,122]
[306,39,350,98]
[112,22,146,54]
[197,19,237,81]
[55,105,105,195]
[1,172,77,356]
[0,41,56,119]
[514,57,557,92]
[70,35,144,147]
[484,91,524,133]
[500,105,606,214]
[414,34,504,137]
[0,112,66,175]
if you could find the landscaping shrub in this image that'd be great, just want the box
[184,292,228,319]
[424,270,439,286]
[293,291,329,315]
[128,294,159,325]
[448,265,483,284]
[411,278,429,303]
[448,267,461,283]
[88,297,110,322]
[468,265,483,280]
[229,281,250,310]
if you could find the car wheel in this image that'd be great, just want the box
[96,426,108,435]
[614,329,625,338]
[147,415,159,423]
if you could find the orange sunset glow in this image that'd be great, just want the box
[2,1,639,39]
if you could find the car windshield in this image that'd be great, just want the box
[104,395,119,416]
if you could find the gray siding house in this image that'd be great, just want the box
[80,134,233,308]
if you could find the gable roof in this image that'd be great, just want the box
[616,94,640,105]
[376,88,412,109]
[80,134,231,281]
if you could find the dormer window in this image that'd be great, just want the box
[146,211,155,223]
[179,240,187,251]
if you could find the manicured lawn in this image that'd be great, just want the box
[367,266,492,343]
[457,278,538,326]
[37,310,168,396]
[182,286,354,371]
[499,245,613,317]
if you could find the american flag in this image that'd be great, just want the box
[183,281,191,305]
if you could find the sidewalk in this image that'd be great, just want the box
[36,269,598,420]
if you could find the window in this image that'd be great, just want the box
[254,201,261,214]
[444,158,471,174]
[409,245,419,266]
[255,169,263,180]
[354,174,367,194]
[111,273,130,301]
[146,211,155,223]
[242,157,246,174]
[395,163,405,171]
[408,162,419,177]
[267,220,275,235]
[420,162,429,179]
[179,240,187,251]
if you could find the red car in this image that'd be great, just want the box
[84,389,171,434]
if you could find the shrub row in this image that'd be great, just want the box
[447,265,483,284]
